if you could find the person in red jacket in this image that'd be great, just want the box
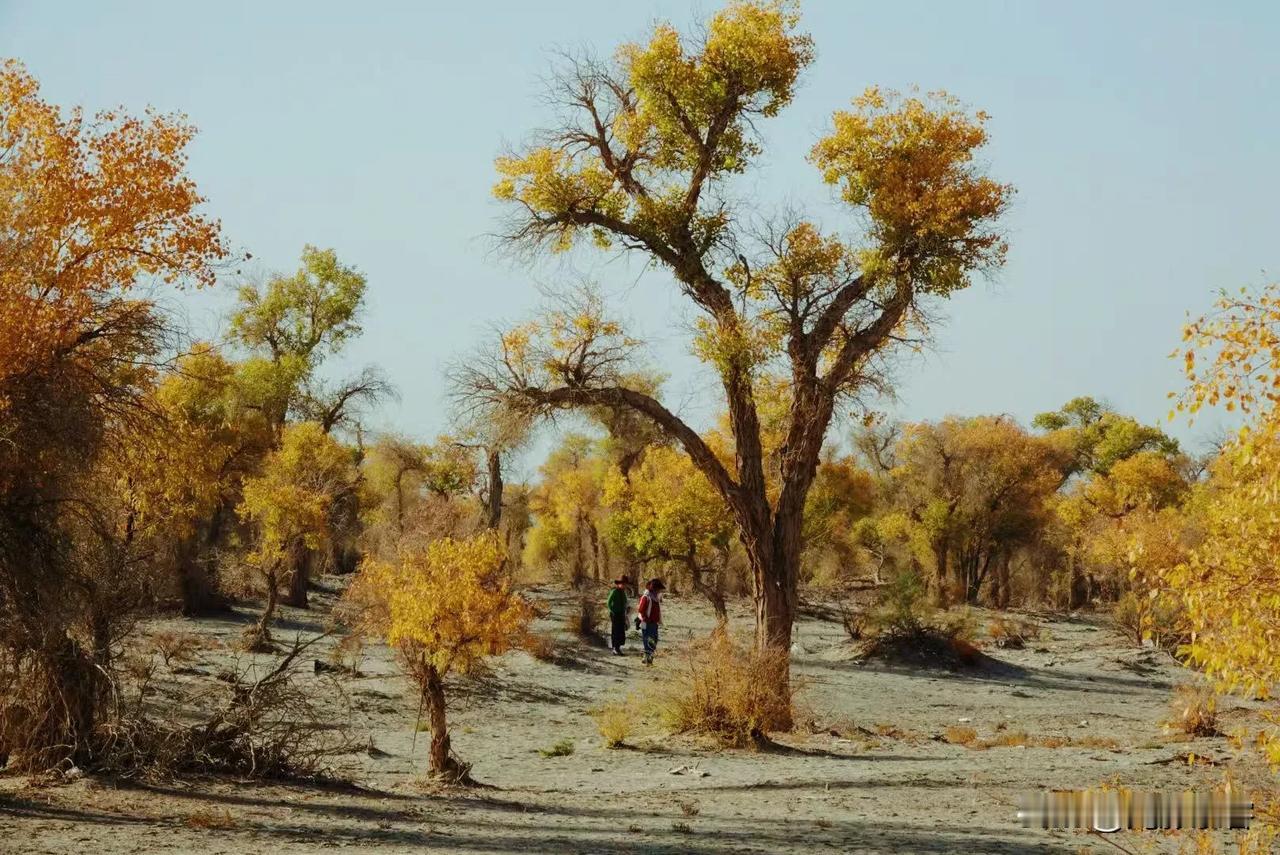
[637,578,665,665]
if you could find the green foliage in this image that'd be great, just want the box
[230,246,366,363]
[1033,396,1179,476]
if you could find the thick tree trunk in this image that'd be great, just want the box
[282,545,310,609]
[484,449,503,530]
[176,505,231,616]
[748,518,799,655]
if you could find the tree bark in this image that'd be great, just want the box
[282,543,310,609]
[423,662,468,781]
[248,566,279,649]
[484,448,503,530]
[684,552,727,624]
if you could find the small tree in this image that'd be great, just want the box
[238,422,357,648]
[350,533,533,781]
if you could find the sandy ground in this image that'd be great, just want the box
[1,582,1274,855]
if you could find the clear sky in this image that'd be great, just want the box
[3,0,1277,467]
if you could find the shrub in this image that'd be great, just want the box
[663,631,795,747]
[1168,684,1218,737]
[1113,590,1188,652]
[184,808,236,830]
[540,738,575,757]
[522,632,558,662]
[861,569,931,637]
[943,725,977,746]
[150,631,203,668]
[592,701,634,748]
[986,616,1041,650]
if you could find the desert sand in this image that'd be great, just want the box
[1,583,1272,855]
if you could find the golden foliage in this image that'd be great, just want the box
[811,87,1012,293]
[1164,280,1280,766]
[0,59,224,402]
[349,532,533,678]
[239,422,356,573]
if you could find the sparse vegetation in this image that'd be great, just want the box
[539,738,575,758]
[3,0,1276,850]
[592,701,635,748]
[663,631,795,747]
[1168,684,1219,737]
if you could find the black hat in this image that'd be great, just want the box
[649,578,666,590]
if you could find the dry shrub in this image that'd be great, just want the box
[184,807,236,830]
[566,594,602,642]
[150,630,202,668]
[522,632,558,661]
[663,631,795,747]
[93,636,354,780]
[943,725,977,746]
[986,616,1041,650]
[592,701,634,748]
[959,730,1119,750]
[1168,683,1219,737]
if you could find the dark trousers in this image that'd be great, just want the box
[610,613,626,650]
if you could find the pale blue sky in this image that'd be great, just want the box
[3,0,1277,467]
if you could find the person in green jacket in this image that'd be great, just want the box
[607,577,629,655]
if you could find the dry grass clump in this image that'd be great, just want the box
[663,631,795,748]
[592,701,635,748]
[184,807,237,830]
[942,725,978,746]
[947,728,1119,750]
[986,616,1041,650]
[1167,683,1219,737]
[521,632,558,662]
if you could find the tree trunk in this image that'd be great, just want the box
[588,523,601,582]
[994,552,1012,609]
[748,517,799,655]
[282,544,310,608]
[177,505,231,616]
[248,567,279,649]
[934,543,951,607]
[685,553,727,625]
[423,662,468,782]
[484,449,503,530]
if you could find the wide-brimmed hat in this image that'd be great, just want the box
[613,577,628,585]
[648,578,666,590]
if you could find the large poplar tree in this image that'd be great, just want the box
[462,1,1012,661]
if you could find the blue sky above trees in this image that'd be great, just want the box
[4,0,1276,468]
